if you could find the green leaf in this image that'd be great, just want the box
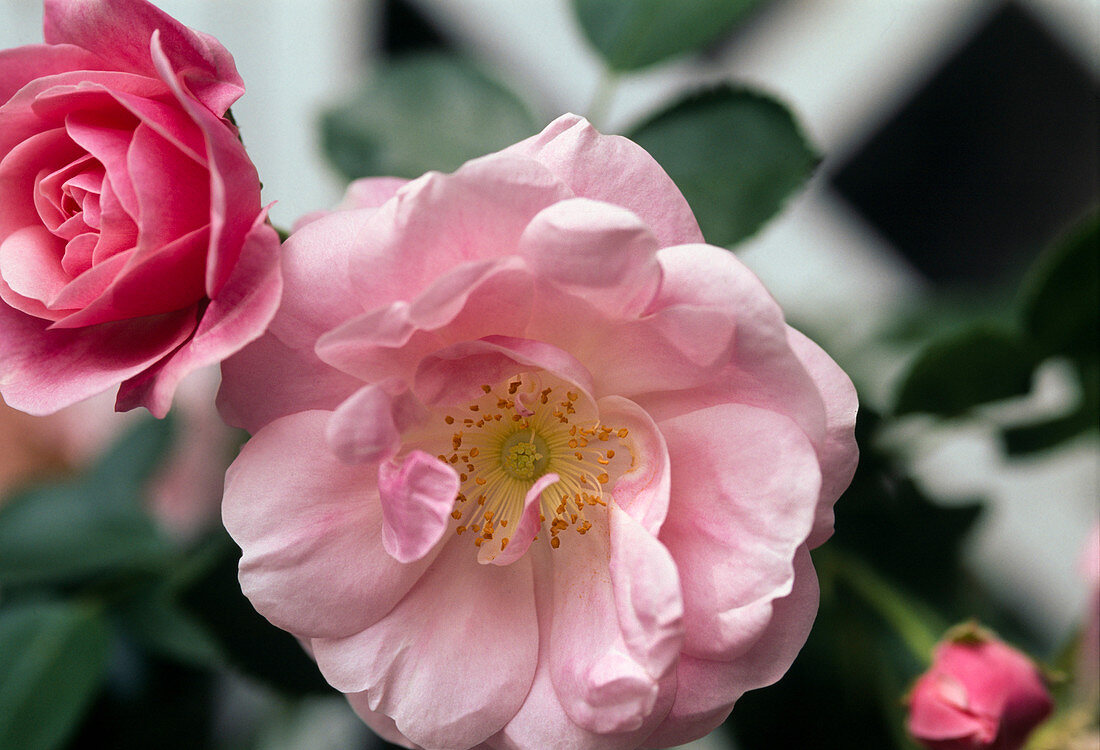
[86,413,176,507]
[180,534,331,696]
[0,601,110,750]
[321,53,538,180]
[113,589,225,669]
[0,417,173,585]
[629,86,818,247]
[573,0,766,71]
[1019,210,1099,361]
[893,325,1040,417]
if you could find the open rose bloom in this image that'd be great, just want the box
[0,0,280,417]
[221,115,858,749]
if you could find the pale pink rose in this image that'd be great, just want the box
[907,630,1054,750]
[0,0,281,418]
[219,114,859,749]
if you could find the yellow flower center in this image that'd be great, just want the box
[437,374,632,555]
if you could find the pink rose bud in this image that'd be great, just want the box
[0,0,281,418]
[908,628,1054,750]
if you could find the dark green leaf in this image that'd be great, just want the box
[0,601,110,750]
[0,485,168,586]
[0,418,173,585]
[180,533,330,696]
[573,0,765,71]
[629,86,818,247]
[1019,210,1099,361]
[87,414,175,507]
[893,325,1040,416]
[321,53,538,180]
[113,589,225,669]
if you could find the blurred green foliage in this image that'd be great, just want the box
[0,417,337,750]
[894,211,1099,454]
[629,86,819,246]
[572,0,766,71]
[321,53,538,181]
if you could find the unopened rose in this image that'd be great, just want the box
[908,628,1054,750]
[0,0,280,417]
[220,114,858,749]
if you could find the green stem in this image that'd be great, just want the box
[822,547,946,663]
[586,69,619,131]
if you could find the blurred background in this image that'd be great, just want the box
[0,1,1096,748]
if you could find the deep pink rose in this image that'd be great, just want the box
[0,0,281,417]
[907,630,1054,750]
[220,115,858,749]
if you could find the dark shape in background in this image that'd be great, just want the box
[831,1,1099,286]
[381,0,451,56]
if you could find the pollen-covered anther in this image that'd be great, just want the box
[436,374,633,558]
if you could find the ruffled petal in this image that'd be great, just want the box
[311,537,538,750]
[638,244,829,453]
[542,506,682,736]
[316,257,533,384]
[503,114,703,248]
[414,336,596,410]
[657,404,820,661]
[598,395,670,536]
[114,218,281,417]
[644,546,820,747]
[0,300,194,415]
[786,327,858,547]
[378,450,460,564]
[43,0,245,114]
[478,472,555,566]
[518,197,661,319]
[326,381,426,464]
[344,153,571,306]
[222,410,440,639]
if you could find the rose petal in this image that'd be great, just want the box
[413,336,595,409]
[478,472,556,566]
[786,327,859,547]
[0,300,194,415]
[326,381,427,464]
[645,546,820,747]
[518,197,661,318]
[223,410,441,639]
[598,395,670,535]
[311,537,538,750]
[148,31,262,298]
[378,450,460,564]
[315,257,533,384]
[43,0,245,115]
[658,403,820,661]
[345,153,571,306]
[0,43,104,103]
[0,128,86,240]
[544,507,681,735]
[504,114,703,248]
[638,243,829,451]
[115,217,281,417]
[0,225,69,315]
